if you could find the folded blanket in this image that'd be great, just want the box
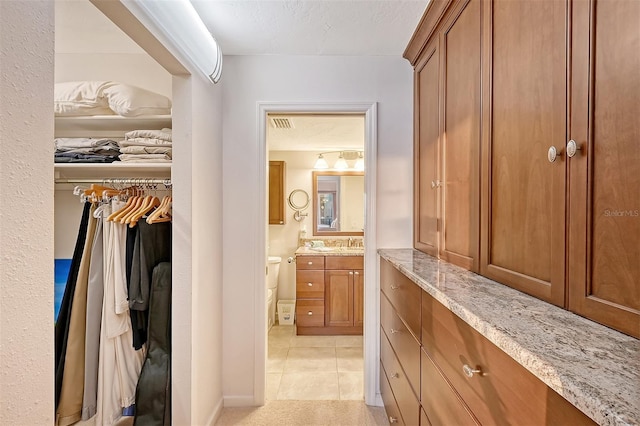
[55,138,120,150]
[119,146,172,155]
[119,139,172,148]
[55,146,121,155]
[117,157,172,163]
[124,128,172,142]
[119,153,172,162]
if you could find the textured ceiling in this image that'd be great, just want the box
[192,0,429,56]
[267,114,365,152]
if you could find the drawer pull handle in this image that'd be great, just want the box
[391,372,400,379]
[390,329,400,334]
[308,261,313,265]
[390,284,399,290]
[389,416,398,424]
[463,364,482,378]
[307,282,313,286]
[307,311,313,316]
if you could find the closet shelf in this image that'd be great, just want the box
[54,114,172,138]
[55,163,171,181]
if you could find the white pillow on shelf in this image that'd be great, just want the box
[54,81,116,116]
[103,83,172,117]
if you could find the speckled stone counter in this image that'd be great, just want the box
[295,246,364,256]
[378,248,639,426]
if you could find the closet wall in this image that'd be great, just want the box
[0,1,55,424]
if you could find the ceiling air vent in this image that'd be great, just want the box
[271,117,294,129]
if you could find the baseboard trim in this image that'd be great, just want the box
[223,395,258,407]
[206,398,225,425]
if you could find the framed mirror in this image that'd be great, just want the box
[312,171,364,236]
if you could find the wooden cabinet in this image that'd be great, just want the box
[295,255,363,335]
[412,0,481,271]
[380,259,596,426]
[268,160,286,225]
[567,0,640,338]
[406,0,639,337]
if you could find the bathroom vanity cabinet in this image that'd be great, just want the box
[295,252,363,335]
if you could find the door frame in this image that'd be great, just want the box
[256,102,379,405]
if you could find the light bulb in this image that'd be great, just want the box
[354,152,364,171]
[334,153,348,170]
[314,154,329,169]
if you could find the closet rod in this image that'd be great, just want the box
[55,178,172,187]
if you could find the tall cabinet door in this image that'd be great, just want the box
[480,0,568,306]
[414,41,441,256]
[439,0,481,271]
[325,270,354,327]
[568,0,640,338]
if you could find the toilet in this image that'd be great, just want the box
[267,256,281,330]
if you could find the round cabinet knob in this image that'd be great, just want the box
[390,284,399,290]
[389,416,398,424]
[462,364,482,378]
[354,272,360,275]
[308,261,313,265]
[431,180,440,189]
[307,282,313,287]
[307,311,313,316]
[567,139,581,157]
[390,329,400,334]
[391,372,400,379]
[349,271,354,275]
[548,146,558,163]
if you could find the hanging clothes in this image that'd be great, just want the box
[96,201,145,426]
[55,202,92,408]
[57,203,98,425]
[134,262,172,426]
[82,209,105,420]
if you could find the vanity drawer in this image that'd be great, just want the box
[380,362,405,426]
[381,293,421,397]
[422,292,596,426]
[381,328,420,426]
[380,259,421,339]
[295,270,325,299]
[295,299,324,327]
[296,256,325,270]
[325,255,363,270]
[421,348,478,426]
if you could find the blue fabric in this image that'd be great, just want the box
[54,259,72,321]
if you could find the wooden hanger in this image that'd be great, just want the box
[147,195,172,224]
[126,195,160,227]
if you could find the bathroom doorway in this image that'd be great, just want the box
[261,104,378,405]
[267,113,365,400]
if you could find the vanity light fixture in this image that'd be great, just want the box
[123,0,223,84]
[313,150,365,170]
[314,154,329,169]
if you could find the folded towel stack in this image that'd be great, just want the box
[118,128,172,163]
[54,138,121,163]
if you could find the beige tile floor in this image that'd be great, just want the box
[267,325,365,401]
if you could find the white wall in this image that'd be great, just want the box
[222,55,414,403]
[0,1,55,423]
[55,53,172,98]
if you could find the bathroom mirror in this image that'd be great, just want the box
[312,171,364,236]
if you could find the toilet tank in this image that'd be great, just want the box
[267,256,281,290]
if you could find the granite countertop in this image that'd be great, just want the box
[378,249,639,426]
[295,246,364,256]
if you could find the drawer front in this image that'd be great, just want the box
[381,329,420,426]
[325,255,363,270]
[380,362,405,426]
[296,256,325,270]
[296,299,325,327]
[421,349,479,426]
[381,293,421,395]
[296,270,325,299]
[380,259,421,339]
[422,292,596,426]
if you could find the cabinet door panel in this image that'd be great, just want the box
[568,0,640,338]
[354,270,364,327]
[268,161,285,224]
[415,42,440,256]
[325,270,354,327]
[481,0,567,306]
[440,0,481,271]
